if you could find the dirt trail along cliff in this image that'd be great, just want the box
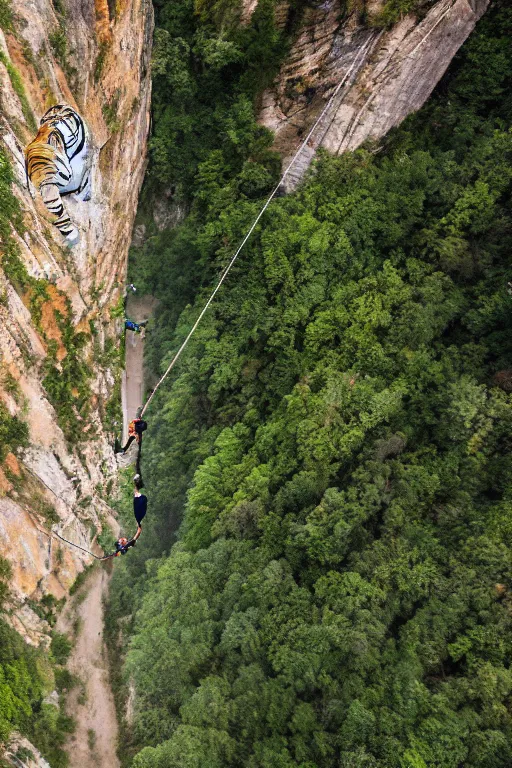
[122,294,158,441]
[56,565,120,768]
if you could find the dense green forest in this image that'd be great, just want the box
[112,1,512,766]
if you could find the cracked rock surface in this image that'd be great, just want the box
[257,0,489,190]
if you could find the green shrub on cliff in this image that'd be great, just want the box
[0,620,72,765]
[0,0,13,30]
[0,402,28,461]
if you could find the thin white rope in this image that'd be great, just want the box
[141,34,377,416]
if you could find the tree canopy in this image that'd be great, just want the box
[111,3,512,767]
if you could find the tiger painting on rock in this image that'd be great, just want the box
[25,104,92,247]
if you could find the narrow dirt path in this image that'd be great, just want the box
[123,294,158,439]
[57,566,120,768]
[53,293,158,766]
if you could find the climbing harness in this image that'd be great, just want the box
[141,35,378,417]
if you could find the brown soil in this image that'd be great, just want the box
[41,286,70,361]
[0,467,13,495]
[123,294,158,437]
[4,452,21,476]
[94,0,113,43]
[57,566,120,768]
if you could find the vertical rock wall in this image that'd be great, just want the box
[0,0,153,638]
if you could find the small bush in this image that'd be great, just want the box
[69,564,93,596]
[94,40,109,82]
[0,402,29,461]
[49,28,67,63]
[0,0,13,30]
[54,667,77,692]
[50,632,72,665]
[0,52,37,131]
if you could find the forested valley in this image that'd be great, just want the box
[109,1,512,766]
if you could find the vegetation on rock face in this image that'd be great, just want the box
[0,401,28,461]
[0,614,73,767]
[42,314,92,445]
[0,148,23,246]
[371,0,436,27]
[0,456,72,766]
[0,153,30,461]
[0,372,71,765]
[0,53,37,133]
[0,154,78,768]
[1,147,93,445]
[115,2,512,767]
[0,0,13,30]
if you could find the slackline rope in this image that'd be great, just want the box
[29,514,114,561]
[24,464,116,560]
[52,529,112,561]
[141,32,379,417]
[20,35,380,562]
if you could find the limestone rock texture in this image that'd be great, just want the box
[0,0,153,641]
[5,733,51,768]
[258,0,490,191]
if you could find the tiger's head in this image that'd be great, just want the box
[40,103,76,127]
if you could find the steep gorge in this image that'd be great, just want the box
[1,0,152,622]
[0,0,492,622]
[1,0,508,766]
[116,2,512,767]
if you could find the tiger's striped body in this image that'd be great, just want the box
[25,105,91,247]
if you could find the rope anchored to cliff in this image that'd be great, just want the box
[52,529,116,561]
[32,514,140,562]
[23,464,138,562]
[26,513,116,561]
[141,32,379,417]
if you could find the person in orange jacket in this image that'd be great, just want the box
[115,408,147,455]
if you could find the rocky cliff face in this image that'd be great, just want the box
[257,0,489,190]
[5,732,51,768]
[0,0,152,642]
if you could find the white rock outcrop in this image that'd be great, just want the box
[259,0,489,190]
[5,733,52,768]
